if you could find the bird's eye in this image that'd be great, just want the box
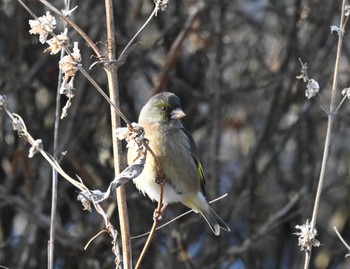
[161,107,166,111]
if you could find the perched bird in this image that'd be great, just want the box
[128,92,230,235]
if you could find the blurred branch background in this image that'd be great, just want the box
[1,0,350,268]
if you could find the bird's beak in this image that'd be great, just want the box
[171,107,186,120]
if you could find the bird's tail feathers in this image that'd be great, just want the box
[200,206,231,236]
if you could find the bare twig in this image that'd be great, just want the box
[77,66,131,127]
[35,0,105,61]
[134,141,165,269]
[334,226,350,257]
[117,4,157,65]
[303,1,347,268]
[1,103,124,268]
[84,230,109,250]
[134,182,164,269]
[131,193,228,240]
[48,0,73,267]
[104,0,131,268]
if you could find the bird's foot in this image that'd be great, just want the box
[155,174,166,185]
[153,204,168,222]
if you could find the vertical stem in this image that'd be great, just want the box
[104,0,132,268]
[48,0,71,265]
[48,56,60,269]
[303,1,345,268]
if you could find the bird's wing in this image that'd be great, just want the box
[181,128,206,196]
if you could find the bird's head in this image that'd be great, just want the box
[139,92,186,126]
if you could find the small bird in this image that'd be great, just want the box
[128,92,230,235]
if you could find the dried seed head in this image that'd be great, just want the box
[29,11,56,44]
[44,28,69,55]
[59,42,81,79]
[305,79,319,99]
[294,220,320,252]
[342,87,350,99]
[154,0,168,15]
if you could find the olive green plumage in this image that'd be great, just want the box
[128,92,230,235]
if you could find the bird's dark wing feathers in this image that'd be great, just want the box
[181,128,206,196]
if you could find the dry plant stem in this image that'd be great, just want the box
[78,67,131,126]
[133,192,163,269]
[48,38,66,269]
[333,226,350,255]
[118,7,157,63]
[304,1,346,268]
[36,0,104,60]
[134,143,165,269]
[131,194,228,240]
[49,0,71,263]
[134,182,164,269]
[104,0,131,268]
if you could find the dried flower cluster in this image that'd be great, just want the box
[345,5,350,17]
[296,59,320,99]
[29,11,56,44]
[44,28,70,55]
[305,79,320,99]
[154,0,168,15]
[28,11,81,119]
[78,124,146,210]
[294,220,320,252]
[342,87,350,99]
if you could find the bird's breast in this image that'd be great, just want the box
[130,125,201,203]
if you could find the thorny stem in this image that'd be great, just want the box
[304,1,346,268]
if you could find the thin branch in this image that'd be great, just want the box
[35,0,105,60]
[334,226,350,257]
[48,0,72,267]
[304,1,347,268]
[117,6,157,64]
[84,230,109,250]
[104,0,131,268]
[133,140,165,269]
[1,104,124,268]
[134,182,164,269]
[131,194,228,240]
[77,66,131,127]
